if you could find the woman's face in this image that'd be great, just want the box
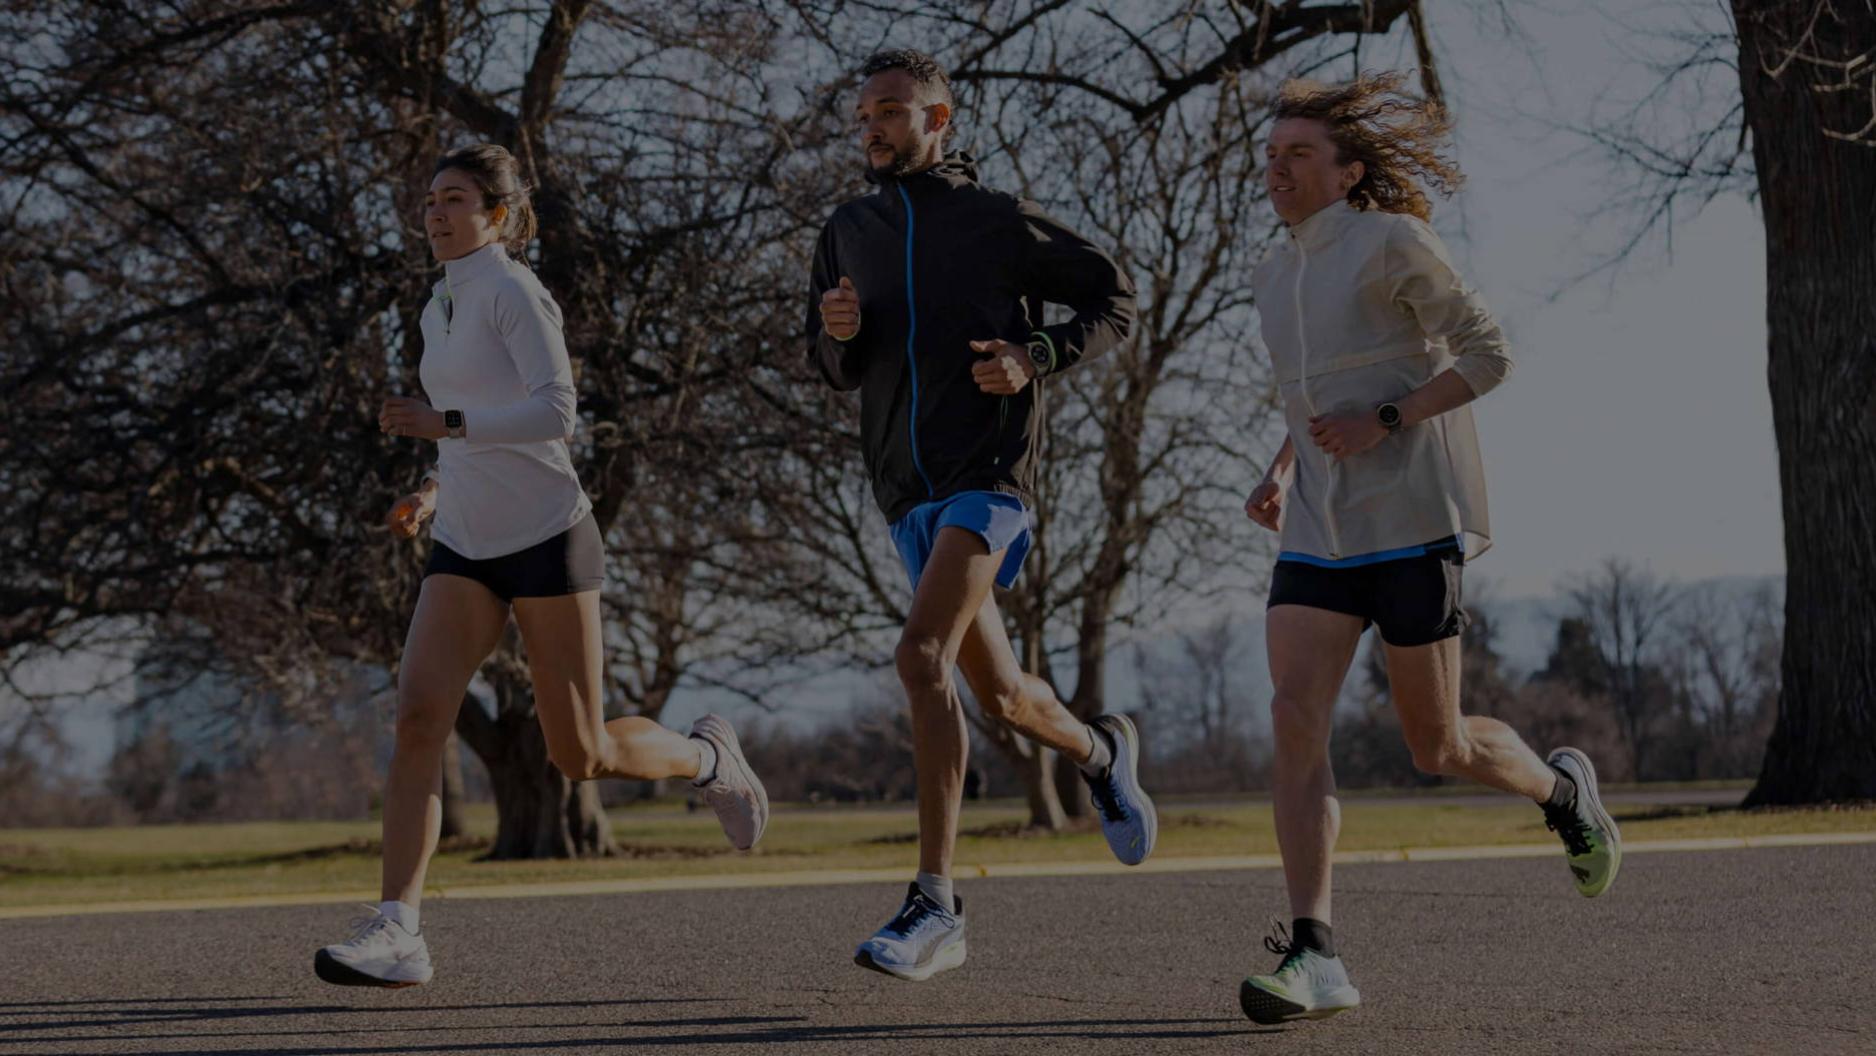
[424,169,504,262]
[1265,118,1362,226]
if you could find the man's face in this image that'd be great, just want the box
[854,69,948,178]
[1264,118,1361,225]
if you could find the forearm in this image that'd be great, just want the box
[1266,436,1296,481]
[463,398,574,443]
[814,330,865,391]
[1396,369,1481,428]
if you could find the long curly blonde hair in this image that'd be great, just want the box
[1273,71,1462,221]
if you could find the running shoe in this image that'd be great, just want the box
[854,882,967,981]
[1239,922,1360,1024]
[314,905,433,988]
[690,713,770,850]
[1082,714,1158,866]
[1543,746,1622,897]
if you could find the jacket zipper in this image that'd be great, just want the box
[1292,239,1343,558]
[897,184,936,497]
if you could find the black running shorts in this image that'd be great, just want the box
[424,512,605,601]
[1266,541,1468,647]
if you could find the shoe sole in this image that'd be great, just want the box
[1549,746,1622,897]
[313,949,429,989]
[1238,979,1359,1025]
[853,938,968,982]
[1098,714,1158,866]
[696,715,770,850]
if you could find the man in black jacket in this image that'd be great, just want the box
[807,49,1159,982]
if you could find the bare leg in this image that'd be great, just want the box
[1386,636,1556,801]
[513,590,704,782]
[1266,605,1366,924]
[896,527,1005,879]
[954,590,1096,762]
[382,574,509,906]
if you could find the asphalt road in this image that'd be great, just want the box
[2,843,1869,1055]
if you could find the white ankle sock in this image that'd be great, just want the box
[379,899,419,934]
[915,871,954,912]
[691,737,719,786]
[1078,723,1115,776]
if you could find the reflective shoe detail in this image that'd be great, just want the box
[1082,714,1158,866]
[1543,746,1622,898]
[853,882,967,982]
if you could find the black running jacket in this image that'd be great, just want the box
[806,154,1136,523]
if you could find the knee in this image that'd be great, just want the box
[895,633,952,696]
[1269,694,1331,757]
[975,679,1025,723]
[548,740,606,783]
[1405,728,1470,777]
[393,690,457,753]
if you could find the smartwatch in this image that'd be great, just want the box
[1026,340,1052,377]
[1376,402,1403,435]
[444,409,466,439]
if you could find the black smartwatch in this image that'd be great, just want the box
[1026,340,1052,377]
[444,409,466,439]
[1376,402,1403,435]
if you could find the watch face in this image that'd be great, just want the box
[1378,404,1401,427]
[1028,343,1050,368]
[444,410,464,429]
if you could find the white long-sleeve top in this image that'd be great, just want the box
[418,242,592,559]
[1251,201,1513,562]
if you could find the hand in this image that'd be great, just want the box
[385,488,435,538]
[380,396,446,440]
[820,276,860,340]
[1245,477,1285,531]
[968,339,1036,395]
[1307,412,1386,461]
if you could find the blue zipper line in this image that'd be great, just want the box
[897,184,935,497]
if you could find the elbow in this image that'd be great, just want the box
[1456,352,1512,397]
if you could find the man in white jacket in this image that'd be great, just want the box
[1239,73,1622,1026]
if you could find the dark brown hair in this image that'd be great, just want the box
[433,143,537,255]
[1273,71,1462,222]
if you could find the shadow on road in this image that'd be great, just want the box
[0,996,1257,1052]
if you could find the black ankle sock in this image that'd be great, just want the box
[1544,767,1577,811]
[1291,917,1335,958]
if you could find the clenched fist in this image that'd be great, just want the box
[820,276,860,340]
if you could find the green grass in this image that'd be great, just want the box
[3,793,1871,910]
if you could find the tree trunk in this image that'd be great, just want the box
[438,731,467,840]
[978,720,1066,831]
[1735,1,1876,805]
[455,689,620,859]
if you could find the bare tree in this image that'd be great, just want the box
[1574,1,1876,803]
[1560,559,1682,779]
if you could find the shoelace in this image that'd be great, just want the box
[1543,802,1593,856]
[883,893,943,938]
[1262,921,1309,977]
[344,905,397,945]
[1088,770,1129,824]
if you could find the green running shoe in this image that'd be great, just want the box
[1239,924,1361,1025]
[1543,746,1622,897]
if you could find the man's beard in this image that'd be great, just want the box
[865,141,924,179]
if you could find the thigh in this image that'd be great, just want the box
[511,590,607,748]
[1265,603,1366,729]
[400,573,511,726]
[954,590,1023,703]
[1383,634,1463,741]
[904,526,1006,659]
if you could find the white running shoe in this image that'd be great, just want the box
[690,713,769,850]
[314,906,433,988]
[1082,714,1159,866]
[1239,924,1360,1024]
[854,882,968,982]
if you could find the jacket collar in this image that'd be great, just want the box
[1287,200,1360,252]
[871,151,981,197]
[441,241,509,287]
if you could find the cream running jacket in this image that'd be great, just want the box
[1251,200,1512,562]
